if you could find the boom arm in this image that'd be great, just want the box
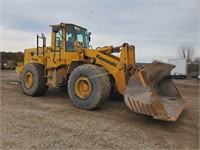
[84,43,136,95]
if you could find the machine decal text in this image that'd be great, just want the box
[96,54,117,67]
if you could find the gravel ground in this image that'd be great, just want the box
[0,70,199,149]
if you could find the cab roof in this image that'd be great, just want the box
[49,23,87,30]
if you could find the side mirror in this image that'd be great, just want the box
[88,32,91,42]
[52,26,59,33]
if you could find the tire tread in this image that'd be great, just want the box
[68,64,111,109]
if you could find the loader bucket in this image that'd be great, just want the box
[124,61,185,121]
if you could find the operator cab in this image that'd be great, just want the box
[52,23,90,52]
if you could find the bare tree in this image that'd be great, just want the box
[193,57,200,64]
[177,44,195,60]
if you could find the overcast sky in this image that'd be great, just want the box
[1,0,199,62]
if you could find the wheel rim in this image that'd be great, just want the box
[25,72,33,88]
[75,77,92,99]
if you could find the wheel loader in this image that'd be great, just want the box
[16,22,185,121]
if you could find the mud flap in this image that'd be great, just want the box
[124,61,185,122]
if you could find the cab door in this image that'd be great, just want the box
[62,24,79,64]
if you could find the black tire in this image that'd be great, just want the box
[68,64,111,109]
[21,63,48,96]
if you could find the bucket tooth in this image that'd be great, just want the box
[124,61,185,121]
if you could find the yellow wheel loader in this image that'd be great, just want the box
[16,23,185,121]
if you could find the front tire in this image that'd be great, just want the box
[21,63,48,96]
[68,64,111,109]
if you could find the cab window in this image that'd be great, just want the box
[66,25,76,52]
[74,26,89,48]
[55,29,62,47]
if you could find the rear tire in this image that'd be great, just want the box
[21,63,48,96]
[68,64,111,109]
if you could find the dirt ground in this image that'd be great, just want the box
[0,70,199,149]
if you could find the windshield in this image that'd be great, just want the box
[66,25,89,52]
[74,26,89,48]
